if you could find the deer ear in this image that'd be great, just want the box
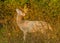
[16,9,23,15]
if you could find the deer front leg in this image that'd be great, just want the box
[23,32,27,41]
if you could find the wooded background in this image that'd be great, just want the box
[0,0,60,43]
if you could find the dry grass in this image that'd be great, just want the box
[0,0,60,43]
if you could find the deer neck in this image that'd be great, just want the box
[16,15,24,25]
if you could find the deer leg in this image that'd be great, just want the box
[23,32,27,41]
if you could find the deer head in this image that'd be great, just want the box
[16,7,28,16]
[16,9,26,16]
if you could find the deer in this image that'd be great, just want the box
[16,8,53,41]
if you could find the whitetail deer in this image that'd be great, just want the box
[16,8,53,41]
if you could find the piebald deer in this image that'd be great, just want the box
[16,8,53,41]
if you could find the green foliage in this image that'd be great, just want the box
[0,0,60,43]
